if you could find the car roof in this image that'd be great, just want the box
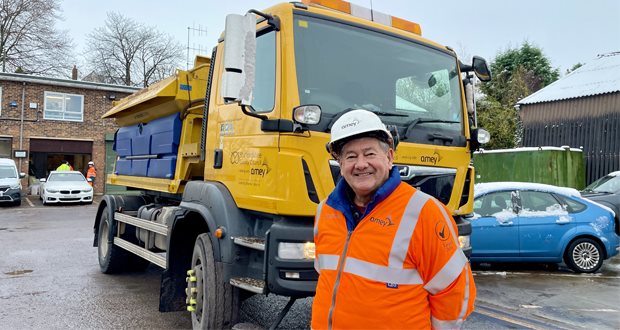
[474,181,581,198]
[0,158,17,166]
[49,171,82,175]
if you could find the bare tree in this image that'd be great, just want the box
[85,12,183,87]
[0,0,74,76]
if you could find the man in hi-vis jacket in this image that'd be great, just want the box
[312,109,475,329]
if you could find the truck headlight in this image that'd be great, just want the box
[458,235,471,250]
[278,242,315,260]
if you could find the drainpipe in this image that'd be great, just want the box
[19,82,25,172]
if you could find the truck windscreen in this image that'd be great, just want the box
[293,14,465,146]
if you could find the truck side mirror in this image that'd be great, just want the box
[221,13,257,106]
[472,56,491,82]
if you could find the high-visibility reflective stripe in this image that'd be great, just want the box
[456,263,471,323]
[318,254,340,270]
[424,249,467,295]
[344,257,423,284]
[371,10,391,26]
[433,199,459,246]
[389,190,430,267]
[431,316,463,330]
[350,3,371,20]
[314,200,325,238]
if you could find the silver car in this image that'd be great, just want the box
[40,171,93,205]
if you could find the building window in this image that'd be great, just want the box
[0,137,11,158]
[43,91,84,122]
[0,86,3,116]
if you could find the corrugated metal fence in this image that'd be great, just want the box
[520,92,620,184]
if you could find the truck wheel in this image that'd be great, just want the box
[188,233,239,329]
[564,238,604,273]
[97,206,149,273]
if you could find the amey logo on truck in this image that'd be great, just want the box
[420,152,441,165]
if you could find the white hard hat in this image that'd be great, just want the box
[88,161,94,165]
[328,109,392,155]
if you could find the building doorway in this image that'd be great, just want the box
[29,138,93,179]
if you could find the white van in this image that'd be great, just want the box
[0,158,25,206]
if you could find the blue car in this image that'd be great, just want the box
[470,182,620,273]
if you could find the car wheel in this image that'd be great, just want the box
[188,233,239,329]
[564,238,604,273]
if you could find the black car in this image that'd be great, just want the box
[582,171,620,236]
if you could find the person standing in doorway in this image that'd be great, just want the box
[311,109,476,329]
[87,161,97,187]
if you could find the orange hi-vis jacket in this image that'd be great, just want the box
[312,170,475,329]
[87,166,97,179]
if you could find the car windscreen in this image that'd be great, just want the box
[584,175,620,193]
[0,165,17,178]
[48,173,85,182]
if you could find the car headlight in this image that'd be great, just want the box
[458,235,471,250]
[9,184,21,189]
[278,242,315,260]
[46,188,59,193]
[82,187,92,192]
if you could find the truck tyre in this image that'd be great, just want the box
[189,233,239,329]
[564,238,603,273]
[97,205,149,273]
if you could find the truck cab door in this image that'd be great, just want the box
[207,23,281,212]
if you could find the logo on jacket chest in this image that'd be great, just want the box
[369,216,394,228]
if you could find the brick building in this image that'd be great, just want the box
[0,72,139,194]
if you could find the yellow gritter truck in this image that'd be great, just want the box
[93,0,491,328]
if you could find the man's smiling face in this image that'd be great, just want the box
[338,137,394,206]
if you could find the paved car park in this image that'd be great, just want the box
[1,198,619,329]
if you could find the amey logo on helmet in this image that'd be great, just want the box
[340,119,359,130]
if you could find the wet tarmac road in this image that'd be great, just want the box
[1,198,619,329]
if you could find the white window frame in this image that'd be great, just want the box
[43,91,84,122]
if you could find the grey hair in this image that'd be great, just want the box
[334,139,391,160]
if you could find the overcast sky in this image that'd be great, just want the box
[58,0,619,74]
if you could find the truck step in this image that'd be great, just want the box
[229,277,265,294]
[233,236,265,251]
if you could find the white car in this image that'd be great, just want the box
[40,171,93,205]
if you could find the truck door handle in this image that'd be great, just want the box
[555,219,570,224]
[499,221,513,226]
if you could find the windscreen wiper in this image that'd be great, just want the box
[404,118,459,139]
